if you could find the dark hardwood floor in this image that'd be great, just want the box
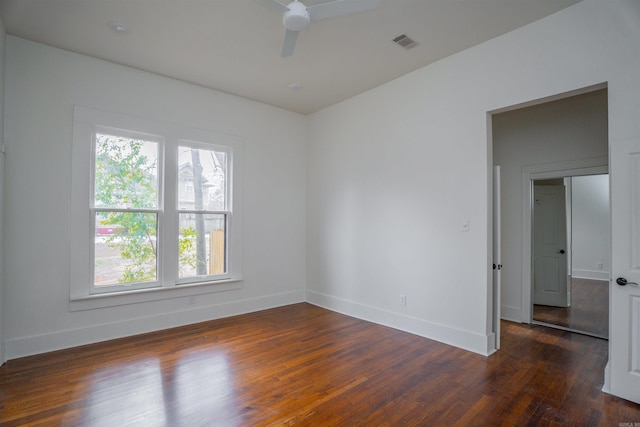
[533,277,609,337]
[1,303,638,426]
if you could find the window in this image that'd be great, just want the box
[93,132,161,289]
[71,106,243,308]
[176,145,229,282]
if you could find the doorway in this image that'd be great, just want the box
[490,86,608,335]
[531,174,609,338]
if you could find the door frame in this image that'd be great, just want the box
[493,165,501,350]
[521,158,608,323]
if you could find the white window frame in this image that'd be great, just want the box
[175,140,232,285]
[70,106,243,311]
[90,127,164,294]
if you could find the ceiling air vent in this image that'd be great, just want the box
[392,34,418,50]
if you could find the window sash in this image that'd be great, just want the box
[174,142,232,285]
[90,208,162,294]
[90,128,164,293]
[176,212,229,285]
[177,142,231,212]
[91,127,164,210]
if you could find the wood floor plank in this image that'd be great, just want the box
[0,303,639,426]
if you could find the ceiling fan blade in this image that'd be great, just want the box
[307,0,381,21]
[281,29,299,57]
[257,0,289,14]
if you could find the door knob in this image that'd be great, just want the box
[557,250,565,254]
[616,277,639,287]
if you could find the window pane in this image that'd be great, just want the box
[178,213,226,278]
[178,146,226,211]
[95,133,159,209]
[94,211,158,286]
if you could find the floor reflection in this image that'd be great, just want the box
[533,277,608,338]
[163,351,235,424]
[73,350,236,426]
[83,358,166,426]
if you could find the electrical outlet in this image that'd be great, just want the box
[400,295,407,306]
[597,262,603,270]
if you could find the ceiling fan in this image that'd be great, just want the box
[259,0,381,57]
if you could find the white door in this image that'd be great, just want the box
[533,185,568,307]
[493,166,501,350]
[607,151,640,404]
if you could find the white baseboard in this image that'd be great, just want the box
[602,361,611,394]
[5,290,504,360]
[4,290,305,361]
[572,269,610,281]
[305,290,493,356]
[486,332,497,356]
[500,305,523,323]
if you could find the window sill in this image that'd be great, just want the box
[69,279,242,312]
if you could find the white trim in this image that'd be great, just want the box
[521,157,608,323]
[486,333,497,356]
[571,269,610,281]
[489,83,608,116]
[7,290,305,360]
[492,164,501,350]
[70,279,242,311]
[500,305,522,323]
[603,361,611,394]
[306,290,493,356]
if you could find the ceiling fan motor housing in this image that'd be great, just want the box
[283,1,310,31]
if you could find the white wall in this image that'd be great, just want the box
[306,0,638,354]
[493,90,608,321]
[3,37,307,359]
[571,174,610,280]
[0,18,5,364]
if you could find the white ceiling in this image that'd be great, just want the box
[0,0,581,115]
